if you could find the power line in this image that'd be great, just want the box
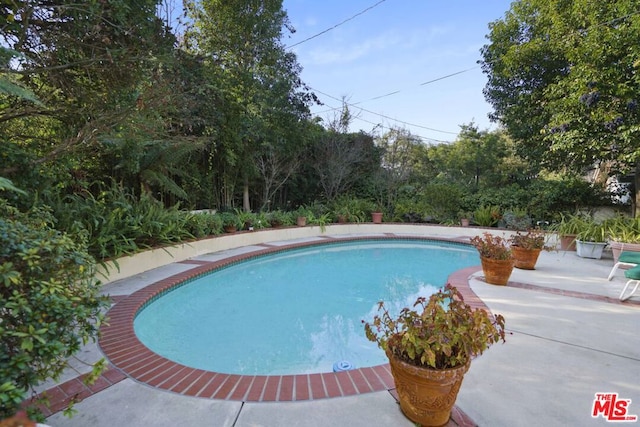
[286,0,388,49]
[309,87,458,135]
[350,66,479,106]
[419,66,480,86]
[310,86,459,135]
[319,98,453,144]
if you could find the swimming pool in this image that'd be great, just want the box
[133,239,478,375]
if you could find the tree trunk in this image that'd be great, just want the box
[634,162,640,218]
[243,175,251,212]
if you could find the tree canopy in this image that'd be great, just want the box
[480,0,640,211]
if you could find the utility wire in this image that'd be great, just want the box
[419,66,480,86]
[350,66,480,106]
[286,0,388,49]
[320,98,453,143]
[311,86,459,135]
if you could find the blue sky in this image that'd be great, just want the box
[282,0,513,143]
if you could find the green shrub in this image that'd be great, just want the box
[502,208,531,230]
[45,184,195,260]
[474,205,501,227]
[184,212,223,237]
[526,177,613,219]
[419,183,465,222]
[330,196,373,222]
[0,201,109,419]
[267,210,294,227]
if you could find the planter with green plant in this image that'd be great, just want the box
[219,212,241,233]
[363,285,506,426]
[575,220,608,259]
[604,215,640,262]
[234,208,257,231]
[470,232,514,285]
[458,210,473,227]
[268,210,293,228]
[294,206,311,227]
[509,228,551,270]
[549,213,590,251]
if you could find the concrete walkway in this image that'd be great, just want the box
[41,232,639,427]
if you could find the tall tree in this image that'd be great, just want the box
[429,124,514,189]
[480,0,640,213]
[374,127,423,209]
[0,0,176,192]
[184,0,314,211]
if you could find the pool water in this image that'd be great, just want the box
[134,240,478,375]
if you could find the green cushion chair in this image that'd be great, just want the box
[607,251,640,281]
[620,265,640,301]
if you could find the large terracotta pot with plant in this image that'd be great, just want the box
[509,228,550,270]
[364,285,506,427]
[471,232,514,285]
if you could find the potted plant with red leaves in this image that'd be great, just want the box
[363,285,506,426]
[509,228,551,270]
[470,232,514,285]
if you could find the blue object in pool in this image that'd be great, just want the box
[333,361,355,372]
[134,240,478,376]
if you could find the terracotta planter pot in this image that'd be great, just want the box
[296,216,307,227]
[387,351,470,427]
[610,241,640,263]
[559,234,577,251]
[480,256,514,286]
[512,246,542,270]
[223,225,237,233]
[371,212,383,224]
[460,218,470,227]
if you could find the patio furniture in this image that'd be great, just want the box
[620,265,640,301]
[607,251,640,280]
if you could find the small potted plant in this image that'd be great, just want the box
[363,284,506,427]
[576,220,608,259]
[268,210,292,228]
[294,206,310,227]
[219,212,240,233]
[470,232,514,285]
[458,210,473,227]
[549,213,588,251]
[370,203,384,224]
[509,228,551,270]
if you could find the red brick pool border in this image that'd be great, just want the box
[98,236,483,403]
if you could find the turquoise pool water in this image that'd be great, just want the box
[134,240,478,375]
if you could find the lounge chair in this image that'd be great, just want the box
[607,251,640,280]
[620,265,640,301]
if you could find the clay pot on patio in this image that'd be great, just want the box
[480,256,514,286]
[388,351,470,427]
[512,246,542,270]
[223,224,237,233]
[610,241,640,264]
[371,212,383,224]
[559,234,577,251]
[296,216,307,227]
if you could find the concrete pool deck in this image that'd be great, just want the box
[34,226,639,427]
